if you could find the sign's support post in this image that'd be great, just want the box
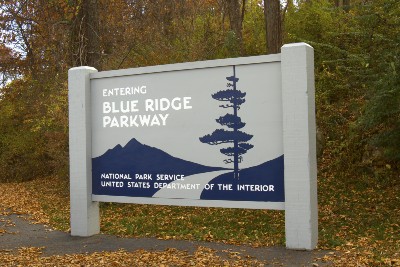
[68,66,100,236]
[281,43,318,250]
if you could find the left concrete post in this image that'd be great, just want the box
[68,66,100,236]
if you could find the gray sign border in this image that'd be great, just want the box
[90,54,281,80]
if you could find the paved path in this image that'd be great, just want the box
[0,212,332,266]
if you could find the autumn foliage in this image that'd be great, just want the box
[0,0,399,264]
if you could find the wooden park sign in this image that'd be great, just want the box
[68,43,318,250]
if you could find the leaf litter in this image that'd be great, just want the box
[0,170,399,266]
[0,178,269,266]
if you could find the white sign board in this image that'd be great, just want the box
[68,43,318,250]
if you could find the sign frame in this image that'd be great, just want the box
[68,43,318,250]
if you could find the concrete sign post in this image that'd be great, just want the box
[68,67,100,236]
[281,43,318,250]
[68,43,317,249]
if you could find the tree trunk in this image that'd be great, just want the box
[225,0,244,49]
[334,0,351,12]
[72,0,101,70]
[85,0,100,69]
[232,66,239,179]
[264,0,282,54]
[334,0,340,7]
[343,0,350,12]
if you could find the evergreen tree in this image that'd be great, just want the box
[199,66,253,179]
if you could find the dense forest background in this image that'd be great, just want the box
[0,0,398,182]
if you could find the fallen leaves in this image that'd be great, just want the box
[0,167,399,266]
[98,201,285,248]
[316,139,400,266]
[0,180,50,226]
[0,246,267,266]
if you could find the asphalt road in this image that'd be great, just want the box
[0,212,332,266]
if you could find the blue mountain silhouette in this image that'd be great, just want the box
[92,138,226,197]
[200,155,284,202]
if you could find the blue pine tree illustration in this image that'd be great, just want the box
[199,66,253,179]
